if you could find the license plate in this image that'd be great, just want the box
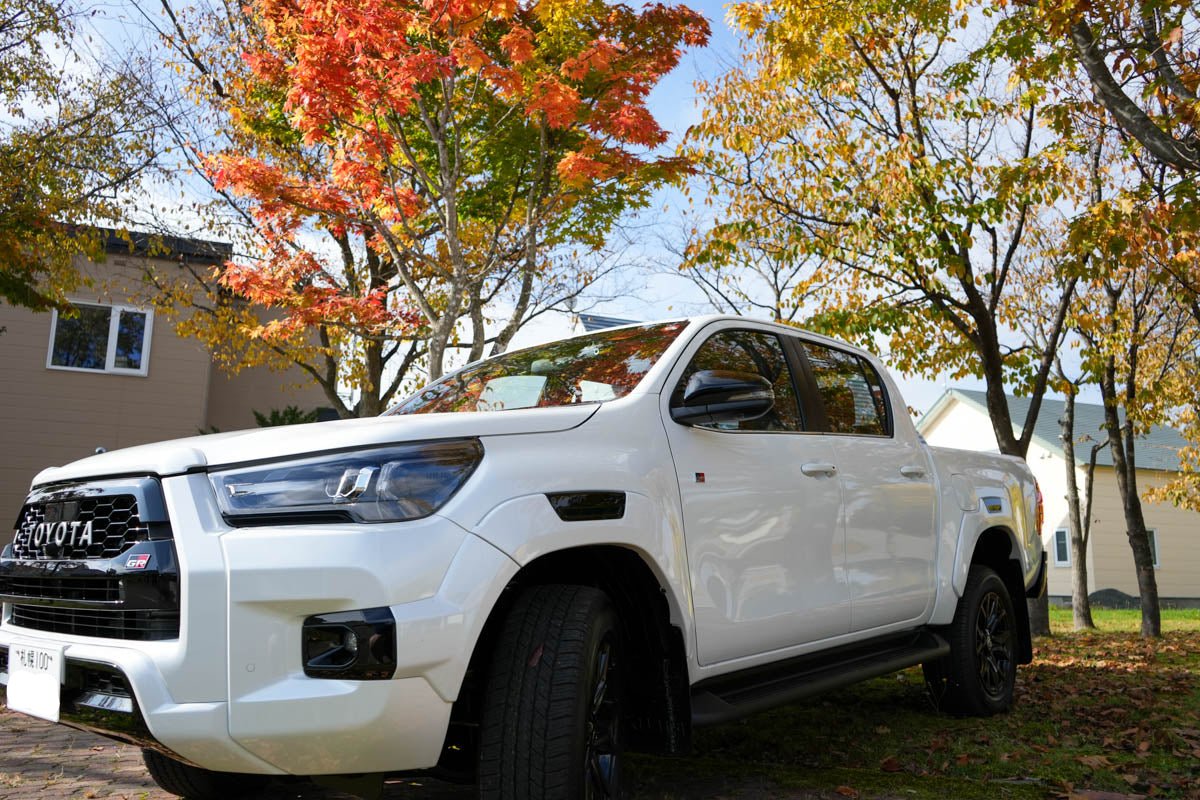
[5,641,64,722]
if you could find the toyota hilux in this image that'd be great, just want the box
[0,316,1045,799]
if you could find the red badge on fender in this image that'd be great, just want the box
[126,554,151,570]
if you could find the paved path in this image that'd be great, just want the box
[0,709,472,800]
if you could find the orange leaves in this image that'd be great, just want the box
[561,40,620,80]
[499,26,534,65]
[219,245,417,345]
[452,38,489,72]
[596,103,664,147]
[557,148,612,187]
[528,77,582,128]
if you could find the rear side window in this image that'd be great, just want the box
[676,329,803,432]
[802,342,890,436]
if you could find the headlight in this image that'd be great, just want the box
[209,439,483,524]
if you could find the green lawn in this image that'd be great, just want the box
[1050,606,1200,633]
[633,609,1200,799]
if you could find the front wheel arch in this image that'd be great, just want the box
[441,545,691,781]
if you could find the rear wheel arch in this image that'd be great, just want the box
[440,545,692,779]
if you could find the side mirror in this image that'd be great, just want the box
[670,370,775,426]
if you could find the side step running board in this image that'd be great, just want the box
[691,630,949,726]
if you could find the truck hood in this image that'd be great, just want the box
[33,405,599,486]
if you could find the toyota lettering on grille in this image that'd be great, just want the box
[16,519,96,556]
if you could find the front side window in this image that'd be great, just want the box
[389,322,687,415]
[48,302,153,376]
[675,329,803,432]
[802,342,890,436]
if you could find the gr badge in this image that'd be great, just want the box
[125,553,151,570]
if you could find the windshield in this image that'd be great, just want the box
[387,321,687,415]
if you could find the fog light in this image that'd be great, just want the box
[301,608,396,680]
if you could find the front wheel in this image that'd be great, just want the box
[923,565,1018,716]
[142,749,269,800]
[478,584,624,800]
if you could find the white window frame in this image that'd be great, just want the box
[1147,529,1160,568]
[1052,529,1071,567]
[46,301,154,377]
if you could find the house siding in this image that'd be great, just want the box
[1086,467,1200,601]
[1,252,326,545]
[919,393,1200,602]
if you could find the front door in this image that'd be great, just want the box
[663,325,849,666]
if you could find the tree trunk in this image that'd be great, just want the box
[1059,387,1096,630]
[1099,358,1162,637]
[357,338,384,417]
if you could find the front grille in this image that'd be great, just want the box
[11,495,149,560]
[11,605,179,641]
[0,576,121,603]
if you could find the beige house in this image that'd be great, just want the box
[0,231,327,538]
[919,388,1200,605]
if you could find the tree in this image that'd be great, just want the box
[1055,110,1200,637]
[205,0,709,382]
[995,0,1200,174]
[689,0,1085,462]
[0,0,160,310]
[1056,363,1107,631]
[687,0,1101,636]
[666,202,840,324]
[1071,214,1194,637]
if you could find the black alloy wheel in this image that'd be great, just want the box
[975,589,1013,700]
[585,635,621,799]
[923,564,1018,716]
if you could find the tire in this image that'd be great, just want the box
[923,565,1018,717]
[142,749,270,800]
[478,584,624,800]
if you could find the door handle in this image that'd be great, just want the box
[801,462,838,477]
[900,465,927,479]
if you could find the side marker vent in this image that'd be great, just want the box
[546,492,626,522]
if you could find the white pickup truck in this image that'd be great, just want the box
[0,316,1045,800]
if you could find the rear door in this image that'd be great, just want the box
[797,340,937,632]
[662,323,849,665]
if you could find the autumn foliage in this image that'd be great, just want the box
[207,0,708,379]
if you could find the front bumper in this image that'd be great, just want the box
[1,472,519,776]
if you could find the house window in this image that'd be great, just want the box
[1053,529,1071,566]
[1147,529,1159,568]
[47,302,153,376]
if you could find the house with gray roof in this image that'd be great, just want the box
[918,388,1200,605]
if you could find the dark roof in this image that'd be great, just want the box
[99,228,231,265]
[922,388,1187,472]
[577,313,638,332]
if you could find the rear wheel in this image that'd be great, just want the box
[923,565,1017,716]
[478,584,624,800]
[142,749,269,800]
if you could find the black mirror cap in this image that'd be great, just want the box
[671,370,775,426]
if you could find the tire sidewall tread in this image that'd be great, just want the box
[479,584,621,800]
